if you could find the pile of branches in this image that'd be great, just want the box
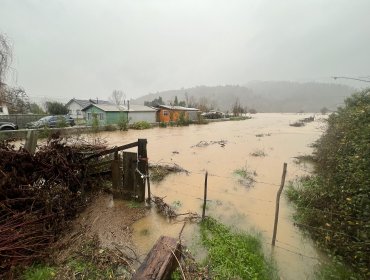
[0,135,105,276]
[151,196,200,222]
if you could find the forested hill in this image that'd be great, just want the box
[132,81,355,112]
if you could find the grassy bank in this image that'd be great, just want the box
[199,217,277,279]
[286,90,369,278]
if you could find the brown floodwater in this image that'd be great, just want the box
[93,113,327,279]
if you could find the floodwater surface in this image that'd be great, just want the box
[97,113,327,279]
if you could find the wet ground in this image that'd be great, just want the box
[85,113,327,279]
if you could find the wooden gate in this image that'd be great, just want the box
[85,138,148,202]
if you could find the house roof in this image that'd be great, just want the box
[66,98,111,108]
[82,103,156,112]
[157,105,199,111]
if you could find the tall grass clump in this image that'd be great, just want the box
[286,89,370,278]
[200,217,277,280]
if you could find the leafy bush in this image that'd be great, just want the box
[130,121,151,130]
[159,122,167,128]
[286,89,370,277]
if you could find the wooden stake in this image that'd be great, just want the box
[202,171,208,220]
[146,160,151,202]
[24,130,38,154]
[272,163,287,246]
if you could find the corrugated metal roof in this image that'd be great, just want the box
[82,103,156,112]
[67,98,111,108]
[158,105,199,111]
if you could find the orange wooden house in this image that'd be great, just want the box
[156,105,199,123]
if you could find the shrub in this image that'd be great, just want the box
[287,89,370,277]
[130,121,151,130]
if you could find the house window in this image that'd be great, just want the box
[76,110,81,115]
[163,110,169,116]
[99,113,104,120]
[0,107,3,113]
[87,113,92,120]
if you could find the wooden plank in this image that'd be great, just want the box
[83,141,138,161]
[132,236,181,280]
[122,152,137,197]
[111,151,122,190]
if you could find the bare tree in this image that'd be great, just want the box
[232,98,244,116]
[5,86,30,113]
[110,90,126,106]
[0,34,12,103]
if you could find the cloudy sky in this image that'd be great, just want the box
[1,0,369,102]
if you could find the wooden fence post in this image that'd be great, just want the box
[202,171,208,220]
[24,130,38,154]
[111,151,122,191]
[272,163,288,246]
[137,138,147,202]
[146,163,151,203]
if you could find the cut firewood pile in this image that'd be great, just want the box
[0,135,106,278]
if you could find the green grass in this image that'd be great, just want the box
[200,217,277,280]
[315,261,364,280]
[67,259,114,279]
[22,264,56,280]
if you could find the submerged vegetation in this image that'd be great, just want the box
[199,217,277,280]
[234,163,257,187]
[286,90,370,277]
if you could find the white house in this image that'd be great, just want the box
[66,98,111,119]
[127,104,157,124]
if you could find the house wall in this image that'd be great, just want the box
[128,111,156,124]
[188,111,199,121]
[106,111,128,125]
[158,109,189,123]
[67,101,85,119]
[84,107,107,126]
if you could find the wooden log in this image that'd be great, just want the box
[132,236,181,280]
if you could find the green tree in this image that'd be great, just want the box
[144,96,164,107]
[178,100,186,107]
[174,96,179,106]
[29,103,45,114]
[45,101,69,115]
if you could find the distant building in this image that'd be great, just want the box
[0,102,9,115]
[156,105,199,123]
[65,98,111,119]
[82,103,157,126]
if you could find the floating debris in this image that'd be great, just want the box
[191,140,227,148]
[149,163,189,182]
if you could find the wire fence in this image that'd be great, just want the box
[148,165,367,261]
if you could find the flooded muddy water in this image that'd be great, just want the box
[97,113,326,279]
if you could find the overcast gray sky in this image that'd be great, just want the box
[1,0,369,102]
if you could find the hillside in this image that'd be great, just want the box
[132,81,355,112]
